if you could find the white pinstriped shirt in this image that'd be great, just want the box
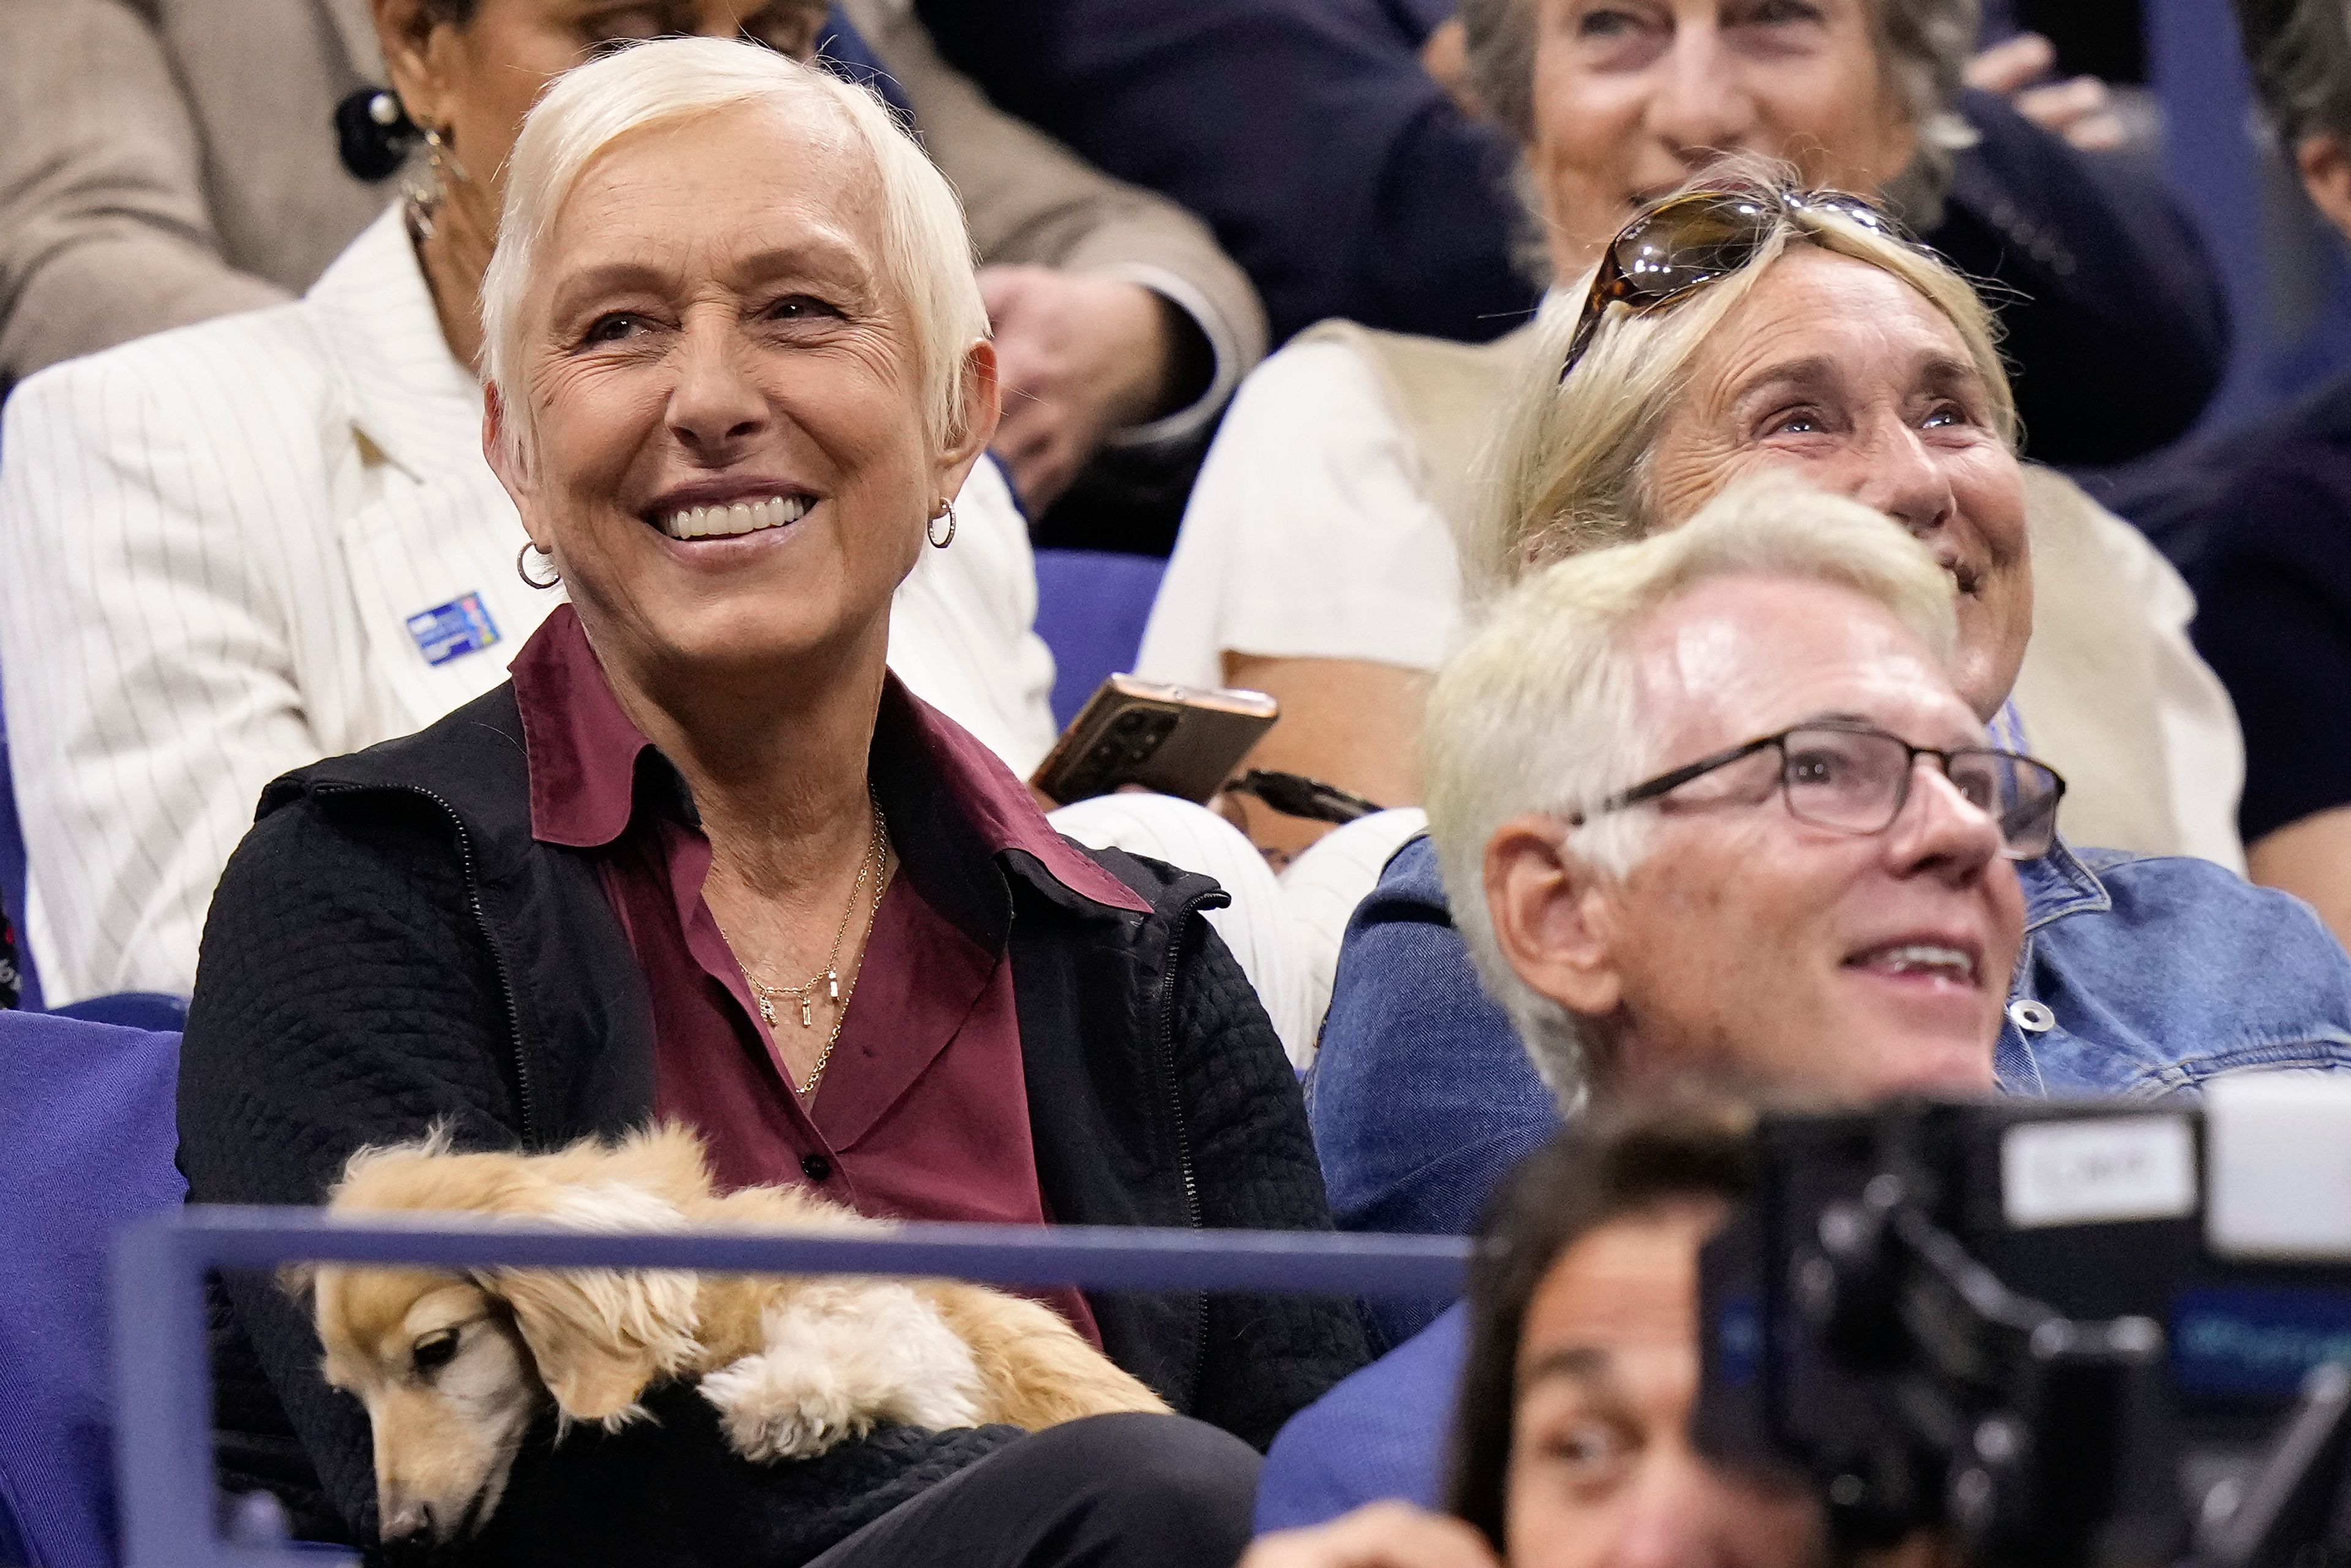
[0,206,1060,1005]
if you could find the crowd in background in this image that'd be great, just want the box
[6,1,2351,1566]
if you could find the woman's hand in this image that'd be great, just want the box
[1240,1502,1504,1568]
[1965,33,2128,153]
[980,265,1189,511]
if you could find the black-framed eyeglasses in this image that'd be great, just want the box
[1566,719,2068,861]
[1558,185,1910,386]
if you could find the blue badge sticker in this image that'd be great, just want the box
[407,594,502,667]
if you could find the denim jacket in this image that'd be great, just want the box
[1307,834,2351,1348]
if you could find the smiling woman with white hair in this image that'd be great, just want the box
[174,37,1360,1565]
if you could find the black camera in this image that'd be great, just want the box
[1695,1088,2351,1568]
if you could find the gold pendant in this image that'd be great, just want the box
[798,996,814,1028]
[758,994,778,1028]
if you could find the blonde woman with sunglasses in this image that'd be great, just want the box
[1142,146,2240,876]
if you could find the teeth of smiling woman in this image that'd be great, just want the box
[1866,943,1977,983]
[659,495,811,541]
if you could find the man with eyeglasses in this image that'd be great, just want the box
[1249,478,2351,1543]
[1425,478,2042,1114]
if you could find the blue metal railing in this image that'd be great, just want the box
[111,1208,1472,1568]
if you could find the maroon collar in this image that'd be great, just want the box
[508,604,1149,918]
[511,605,655,849]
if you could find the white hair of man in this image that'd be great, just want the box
[480,35,990,470]
[1422,477,1961,1100]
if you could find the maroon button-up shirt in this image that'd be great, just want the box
[509,606,1148,1343]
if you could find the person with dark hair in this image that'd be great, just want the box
[1242,1101,1834,1568]
[2114,0,2351,955]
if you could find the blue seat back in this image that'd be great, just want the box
[1032,550,1169,729]
[0,1013,184,1567]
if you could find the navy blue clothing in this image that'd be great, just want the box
[1255,1305,1464,1535]
[2115,373,2351,844]
[1308,834,2351,1348]
[1935,92,2229,465]
[912,0,1535,348]
[907,1,2225,463]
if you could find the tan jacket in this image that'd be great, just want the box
[1309,318,2246,866]
[0,0,1265,390]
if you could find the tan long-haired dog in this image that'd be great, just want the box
[289,1125,1166,1547]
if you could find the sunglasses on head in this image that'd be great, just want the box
[1556,187,1909,386]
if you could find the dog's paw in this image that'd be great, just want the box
[697,1282,988,1463]
[700,1357,875,1460]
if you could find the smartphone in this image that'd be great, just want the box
[1030,676,1280,806]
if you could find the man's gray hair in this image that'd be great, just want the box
[1455,0,1981,235]
[2241,0,2351,147]
[1421,478,1960,1101]
[481,36,989,468]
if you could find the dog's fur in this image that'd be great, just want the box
[290,1125,1167,1546]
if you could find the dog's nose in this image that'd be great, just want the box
[379,1498,436,1545]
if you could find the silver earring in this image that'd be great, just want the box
[927,500,957,549]
[402,124,468,243]
[517,540,561,590]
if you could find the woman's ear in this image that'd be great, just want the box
[371,0,455,130]
[932,339,1003,496]
[482,383,542,520]
[1483,815,1625,1022]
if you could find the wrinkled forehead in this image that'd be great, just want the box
[1627,576,1978,756]
[535,98,886,299]
[1682,249,1984,415]
[1517,1203,1725,1386]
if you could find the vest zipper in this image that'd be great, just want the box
[1156,895,1211,1404]
[312,783,539,1144]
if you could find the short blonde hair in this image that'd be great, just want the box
[481,36,989,466]
[1423,477,1960,1100]
[1461,193,2017,606]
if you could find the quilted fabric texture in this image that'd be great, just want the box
[1168,916,1369,1447]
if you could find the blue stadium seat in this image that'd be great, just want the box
[1032,549,1168,729]
[0,1011,184,1568]
[49,995,189,1034]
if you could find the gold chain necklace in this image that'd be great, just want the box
[721,793,891,1098]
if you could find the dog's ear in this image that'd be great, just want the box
[473,1180,701,1429]
[486,1264,699,1426]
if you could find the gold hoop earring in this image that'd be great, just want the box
[517,540,561,590]
[927,500,957,549]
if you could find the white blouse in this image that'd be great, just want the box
[1139,337,1461,687]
